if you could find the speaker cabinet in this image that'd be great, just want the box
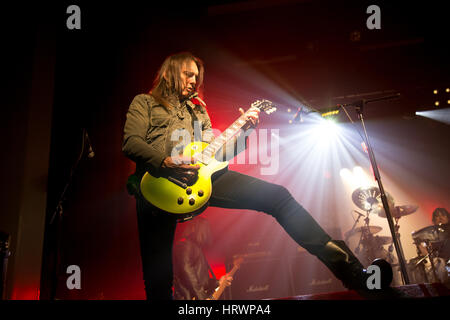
[228,257,293,300]
[289,252,344,295]
[225,227,345,299]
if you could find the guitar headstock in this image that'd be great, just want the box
[251,99,276,115]
[233,256,244,268]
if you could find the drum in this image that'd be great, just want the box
[356,240,396,267]
[407,256,449,284]
[412,225,440,242]
[412,224,450,261]
[426,257,448,283]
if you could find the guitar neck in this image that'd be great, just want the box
[195,99,275,163]
[200,114,248,159]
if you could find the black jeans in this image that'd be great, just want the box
[136,169,331,300]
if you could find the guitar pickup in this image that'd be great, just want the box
[168,176,188,189]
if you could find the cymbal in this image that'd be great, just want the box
[345,225,382,238]
[374,236,393,245]
[351,187,395,215]
[378,204,418,218]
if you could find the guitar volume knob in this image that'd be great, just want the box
[198,190,204,197]
[177,197,184,205]
[189,198,195,206]
[186,188,192,195]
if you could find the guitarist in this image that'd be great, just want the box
[122,52,392,300]
[173,217,233,300]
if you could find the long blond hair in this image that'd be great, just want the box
[181,217,212,247]
[150,52,204,108]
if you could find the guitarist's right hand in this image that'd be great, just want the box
[161,156,200,185]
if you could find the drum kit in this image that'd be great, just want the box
[345,186,450,285]
[344,187,413,274]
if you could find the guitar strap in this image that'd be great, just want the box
[206,258,217,282]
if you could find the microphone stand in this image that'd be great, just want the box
[48,128,93,300]
[344,94,410,284]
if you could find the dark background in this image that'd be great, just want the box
[3,0,450,299]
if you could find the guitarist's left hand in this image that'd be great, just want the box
[239,107,260,131]
[219,274,233,287]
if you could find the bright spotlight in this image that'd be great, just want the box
[323,118,338,131]
[353,166,372,188]
[314,119,338,137]
[310,119,340,149]
[340,166,372,190]
[340,168,353,181]
[416,108,450,125]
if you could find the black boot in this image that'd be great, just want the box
[315,240,393,290]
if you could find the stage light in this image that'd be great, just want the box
[287,108,291,113]
[316,105,342,125]
[320,106,341,119]
[340,168,353,182]
[433,89,438,94]
[353,166,372,189]
[447,100,450,104]
[446,88,450,93]
[315,119,338,135]
[309,118,341,150]
[415,108,450,125]
[321,109,340,118]
[361,141,368,154]
[435,101,440,106]
[339,166,373,191]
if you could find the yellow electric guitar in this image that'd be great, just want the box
[140,99,276,220]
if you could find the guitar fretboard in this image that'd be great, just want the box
[193,99,275,164]
[195,113,249,164]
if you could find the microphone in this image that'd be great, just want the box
[84,130,95,158]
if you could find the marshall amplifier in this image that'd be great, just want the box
[289,252,345,295]
[227,257,293,300]
[225,228,344,299]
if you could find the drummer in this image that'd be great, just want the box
[432,207,449,226]
[417,208,449,256]
[412,207,450,284]
[432,208,450,261]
